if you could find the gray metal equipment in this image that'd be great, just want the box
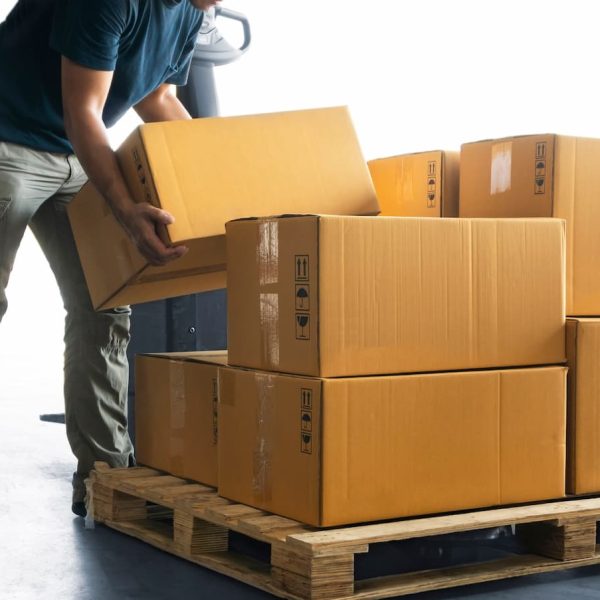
[178,5,251,118]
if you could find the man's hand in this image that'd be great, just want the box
[117,202,188,266]
[61,57,187,266]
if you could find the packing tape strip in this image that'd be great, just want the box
[252,372,275,503]
[490,141,512,195]
[260,293,280,369]
[257,220,279,286]
[169,360,186,474]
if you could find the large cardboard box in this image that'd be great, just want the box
[135,352,227,487]
[68,107,380,310]
[218,365,567,527]
[566,318,600,494]
[227,215,566,378]
[459,134,600,315]
[368,150,459,216]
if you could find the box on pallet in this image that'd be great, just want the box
[368,150,459,216]
[459,134,600,315]
[68,107,380,310]
[566,318,600,495]
[218,365,567,527]
[135,351,227,487]
[227,215,566,378]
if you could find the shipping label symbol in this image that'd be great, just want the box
[301,388,312,410]
[428,160,436,176]
[296,313,310,340]
[301,432,313,454]
[536,142,547,159]
[427,162,437,208]
[535,159,546,177]
[295,255,309,281]
[535,177,545,195]
[295,284,310,310]
[301,410,312,432]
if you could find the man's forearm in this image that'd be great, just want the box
[64,108,134,222]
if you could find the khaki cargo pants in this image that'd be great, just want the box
[0,141,134,503]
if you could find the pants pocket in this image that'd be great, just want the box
[0,196,12,220]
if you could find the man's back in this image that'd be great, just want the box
[0,0,203,153]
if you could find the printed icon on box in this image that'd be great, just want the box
[295,285,310,310]
[295,255,309,281]
[301,388,312,410]
[296,314,310,340]
[428,161,436,176]
[535,160,546,176]
[536,142,547,159]
[535,177,545,194]
[427,193,436,208]
[301,411,312,432]
[301,433,313,454]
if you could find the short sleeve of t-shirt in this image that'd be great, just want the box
[165,30,198,86]
[49,0,129,71]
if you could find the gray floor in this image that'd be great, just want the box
[3,394,600,600]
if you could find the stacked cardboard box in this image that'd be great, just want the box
[134,352,226,487]
[219,214,568,526]
[459,134,600,496]
[368,150,460,217]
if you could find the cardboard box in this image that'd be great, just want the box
[135,351,227,487]
[227,215,566,377]
[459,134,600,315]
[218,365,567,527]
[566,318,600,494]
[368,150,459,216]
[68,107,380,310]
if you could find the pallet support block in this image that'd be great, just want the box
[272,547,355,600]
[174,510,229,554]
[517,517,598,560]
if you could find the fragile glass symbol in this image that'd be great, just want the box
[297,314,309,335]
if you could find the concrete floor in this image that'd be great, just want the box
[3,394,600,599]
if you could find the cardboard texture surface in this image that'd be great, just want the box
[68,106,379,310]
[135,352,227,487]
[227,215,566,377]
[368,150,459,216]
[218,366,567,527]
[566,319,600,494]
[459,134,600,315]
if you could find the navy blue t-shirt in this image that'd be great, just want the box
[0,0,203,153]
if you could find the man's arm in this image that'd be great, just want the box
[61,57,187,266]
[134,83,192,122]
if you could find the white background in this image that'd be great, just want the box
[1,0,599,410]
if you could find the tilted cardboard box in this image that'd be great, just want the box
[566,318,600,494]
[218,365,567,527]
[68,107,380,310]
[135,352,227,487]
[459,134,600,315]
[227,215,566,378]
[368,150,459,216]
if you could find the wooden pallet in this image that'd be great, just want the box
[88,462,600,600]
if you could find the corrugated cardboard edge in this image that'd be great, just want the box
[138,124,189,242]
[553,136,575,313]
[565,318,579,494]
[441,151,460,217]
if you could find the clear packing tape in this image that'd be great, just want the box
[252,372,275,502]
[169,360,186,475]
[257,220,280,369]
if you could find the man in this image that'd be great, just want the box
[0,0,220,517]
